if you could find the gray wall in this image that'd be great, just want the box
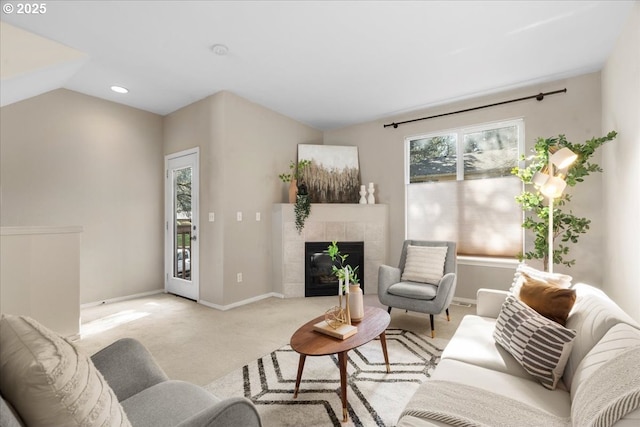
[0,89,164,304]
[324,72,604,299]
[601,3,640,321]
[163,91,323,306]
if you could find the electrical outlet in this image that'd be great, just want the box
[237,212,242,221]
[208,212,215,222]
[237,273,242,283]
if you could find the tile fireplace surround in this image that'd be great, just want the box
[272,204,388,298]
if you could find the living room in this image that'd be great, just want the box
[1,1,639,426]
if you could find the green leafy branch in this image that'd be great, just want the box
[327,241,360,291]
[279,159,312,183]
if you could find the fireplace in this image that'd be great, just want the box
[305,241,364,297]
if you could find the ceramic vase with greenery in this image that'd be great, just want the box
[511,131,616,270]
[327,241,363,323]
[327,241,360,289]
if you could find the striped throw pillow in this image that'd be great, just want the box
[401,245,448,285]
[493,295,577,390]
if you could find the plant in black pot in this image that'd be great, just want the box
[294,180,311,234]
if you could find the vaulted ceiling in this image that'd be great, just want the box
[1,1,635,130]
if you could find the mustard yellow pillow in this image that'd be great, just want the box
[519,273,576,326]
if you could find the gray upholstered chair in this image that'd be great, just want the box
[378,240,457,338]
[0,313,262,427]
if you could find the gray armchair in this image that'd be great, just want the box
[0,331,262,427]
[91,338,262,427]
[378,240,457,338]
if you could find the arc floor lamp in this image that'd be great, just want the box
[531,147,578,273]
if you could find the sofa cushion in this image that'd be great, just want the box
[494,295,576,390]
[121,380,218,427]
[430,359,572,418]
[563,283,640,391]
[519,273,576,326]
[400,245,447,285]
[0,314,131,427]
[440,315,534,381]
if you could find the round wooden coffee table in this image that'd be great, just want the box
[290,305,391,422]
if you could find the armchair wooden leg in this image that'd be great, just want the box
[446,308,450,322]
[429,314,435,338]
[387,306,392,314]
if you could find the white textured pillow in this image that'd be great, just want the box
[401,245,448,285]
[510,263,573,297]
[493,295,577,390]
[0,314,131,427]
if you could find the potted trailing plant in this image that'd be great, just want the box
[294,183,311,234]
[279,159,312,233]
[511,131,616,270]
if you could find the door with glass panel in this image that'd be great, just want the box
[165,149,199,300]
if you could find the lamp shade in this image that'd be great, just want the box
[540,176,567,198]
[532,171,550,188]
[550,147,578,169]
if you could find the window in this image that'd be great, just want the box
[406,119,524,257]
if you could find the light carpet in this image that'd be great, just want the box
[205,328,446,427]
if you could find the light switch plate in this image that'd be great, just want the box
[209,212,215,222]
[256,212,261,221]
[237,212,242,221]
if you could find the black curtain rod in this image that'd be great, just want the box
[383,88,567,129]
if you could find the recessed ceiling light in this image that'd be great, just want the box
[210,44,229,56]
[110,85,129,94]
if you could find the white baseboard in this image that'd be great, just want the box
[81,289,164,309]
[452,296,476,306]
[198,292,284,311]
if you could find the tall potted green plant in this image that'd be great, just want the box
[511,131,616,270]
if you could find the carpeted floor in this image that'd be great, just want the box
[77,294,473,387]
[206,328,447,427]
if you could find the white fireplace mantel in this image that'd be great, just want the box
[272,204,388,298]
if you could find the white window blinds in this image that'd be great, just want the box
[406,119,524,257]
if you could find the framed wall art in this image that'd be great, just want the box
[298,144,360,203]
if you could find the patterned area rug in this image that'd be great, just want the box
[205,329,445,427]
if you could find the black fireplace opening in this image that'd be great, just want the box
[305,241,364,297]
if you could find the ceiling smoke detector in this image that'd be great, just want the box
[210,44,229,56]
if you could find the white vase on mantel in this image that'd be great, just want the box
[359,185,367,204]
[367,182,375,204]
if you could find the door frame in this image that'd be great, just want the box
[164,147,200,300]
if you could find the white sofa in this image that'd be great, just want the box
[398,283,640,427]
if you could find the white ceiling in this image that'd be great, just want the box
[0,1,636,130]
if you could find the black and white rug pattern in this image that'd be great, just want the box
[206,329,445,427]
